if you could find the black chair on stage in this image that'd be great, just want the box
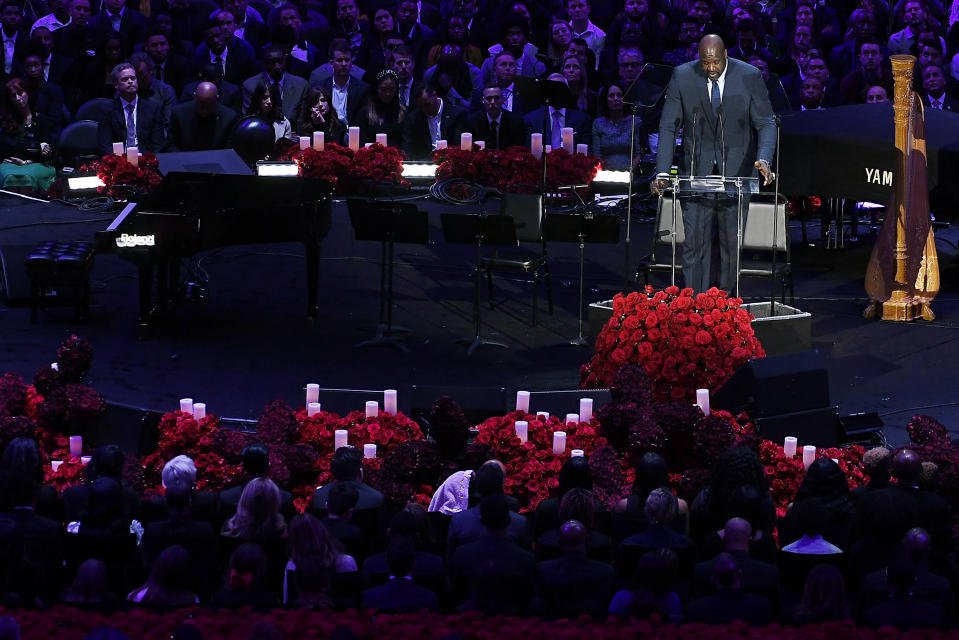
[56,120,100,168]
[74,98,113,123]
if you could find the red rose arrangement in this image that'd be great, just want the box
[434,145,601,193]
[79,153,163,200]
[349,143,408,188]
[279,142,408,193]
[282,143,354,188]
[580,285,766,402]
[759,439,866,518]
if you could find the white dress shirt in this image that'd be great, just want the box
[706,62,728,102]
[332,77,350,124]
[2,30,17,74]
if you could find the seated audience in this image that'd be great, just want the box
[210,542,276,609]
[0,78,55,192]
[862,552,946,629]
[284,513,356,605]
[608,548,683,621]
[169,81,239,151]
[354,68,406,147]
[218,444,295,526]
[687,553,772,625]
[296,85,347,144]
[241,45,307,124]
[221,477,287,541]
[60,559,121,611]
[590,82,644,171]
[536,519,615,619]
[312,445,384,513]
[126,545,199,608]
[793,563,850,624]
[245,82,293,144]
[361,537,439,611]
[96,61,167,155]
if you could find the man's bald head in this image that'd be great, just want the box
[698,34,727,81]
[558,519,587,551]
[892,449,922,485]
[723,517,752,551]
[195,81,219,117]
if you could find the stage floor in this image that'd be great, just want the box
[2,190,958,447]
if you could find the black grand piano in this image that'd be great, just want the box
[95,172,334,327]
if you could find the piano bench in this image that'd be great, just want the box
[25,241,95,323]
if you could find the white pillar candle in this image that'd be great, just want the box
[112,142,124,156]
[365,401,378,418]
[307,402,321,417]
[192,403,206,420]
[696,388,710,415]
[81,456,91,465]
[364,443,377,458]
[565,413,579,425]
[375,133,388,146]
[475,140,485,149]
[802,445,816,470]
[460,132,472,150]
[334,430,349,450]
[553,431,567,455]
[348,127,360,151]
[299,136,310,150]
[306,383,319,405]
[571,449,585,458]
[126,146,138,167]
[514,420,528,444]
[437,139,447,150]
[561,127,574,154]
[515,390,530,412]
[384,389,397,416]
[537,411,550,420]
[51,460,62,472]
[530,133,543,159]
[313,131,324,151]
[783,436,798,458]
[69,435,82,457]
[579,398,593,423]
[576,143,588,155]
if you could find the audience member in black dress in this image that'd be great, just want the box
[535,519,615,619]
[532,454,594,539]
[690,446,775,543]
[63,445,137,528]
[618,488,694,578]
[295,84,347,143]
[614,452,685,543]
[354,67,406,147]
[0,437,60,522]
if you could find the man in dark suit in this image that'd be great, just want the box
[216,443,295,526]
[320,482,370,561]
[450,494,537,615]
[311,444,384,513]
[19,43,67,136]
[318,38,369,127]
[169,81,239,151]
[88,0,147,45]
[361,537,439,611]
[523,75,592,150]
[97,62,168,155]
[461,84,526,149]
[52,0,98,63]
[863,552,946,629]
[394,0,436,70]
[143,28,188,96]
[0,0,30,76]
[179,62,243,113]
[189,17,256,86]
[535,519,615,619]
[403,82,465,159]
[468,51,534,115]
[692,517,781,610]
[447,461,530,556]
[241,44,307,123]
[688,553,773,625]
[361,507,445,591]
[921,65,959,111]
[24,27,73,88]
[329,0,372,69]
[651,34,776,294]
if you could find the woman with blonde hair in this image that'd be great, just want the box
[221,477,287,541]
[560,52,595,114]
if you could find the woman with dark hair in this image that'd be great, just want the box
[76,477,133,537]
[781,458,855,550]
[775,23,818,77]
[368,7,400,70]
[0,78,56,192]
[532,456,597,538]
[61,558,123,611]
[546,17,573,61]
[211,542,276,608]
[295,85,347,144]
[561,53,595,114]
[0,436,60,518]
[221,476,287,541]
[690,446,775,543]
[355,68,406,147]
[590,82,647,170]
[794,563,850,623]
[425,15,485,68]
[427,45,478,110]
[126,545,199,607]
[77,31,128,104]
[247,82,292,144]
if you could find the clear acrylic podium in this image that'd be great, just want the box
[663,174,760,297]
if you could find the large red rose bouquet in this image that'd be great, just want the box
[349,142,408,188]
[79,153,163,200]
[282,143,354,189]
[434,146,600,192]
[580,285,766,402]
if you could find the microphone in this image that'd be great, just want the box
[690,107,700,179]
[717,104,726,177]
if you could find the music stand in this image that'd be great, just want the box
[348,200,429,352]
[440,213,518,356]
[536,80,577,198]
[544,213,620,346]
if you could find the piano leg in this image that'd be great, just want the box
[137,262,154,330]
[305,241,319,319]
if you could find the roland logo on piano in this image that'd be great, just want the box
[116,233,156,248]
[865,167,893,186]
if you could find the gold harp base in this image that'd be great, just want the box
[877,291,935,322]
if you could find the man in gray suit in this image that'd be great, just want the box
[241,45,307,123]
[651,34,776,294]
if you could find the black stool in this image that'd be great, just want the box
[25,241,95,322]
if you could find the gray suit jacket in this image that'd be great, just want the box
[241,72,309,125]
[655,57,776,180]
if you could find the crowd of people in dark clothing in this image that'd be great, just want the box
[0,429,956,631]
[0,0,955,190]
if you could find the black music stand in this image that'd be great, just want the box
[545,213,620,346]
[440,213,518,356]
[348,200,428,352]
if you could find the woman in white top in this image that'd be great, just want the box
[248,82,293,143]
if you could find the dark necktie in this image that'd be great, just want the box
[710,80,720,117]
[155,65,164,82]
[214,55,224,76]
[125,104,136,148]
[551,109,562,149]
[490,118,498,149]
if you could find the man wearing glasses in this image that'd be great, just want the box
[461,84,526,149]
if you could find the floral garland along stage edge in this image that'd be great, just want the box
[279,142,408,193]
[78,153,164,200]
[433,145,602,194]
[580,286,766,402]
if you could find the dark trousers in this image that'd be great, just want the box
[680,193,750,294]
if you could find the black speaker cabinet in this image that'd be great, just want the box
[756,406,841,448]
[712,349,829,419]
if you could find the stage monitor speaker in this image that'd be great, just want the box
[154,149,253,176]
[756,406,840,448]
[712,349,829,419]
[528,389,611,417]
[410,385,506,430]
[0,245,34,305]
[84,402,164,457]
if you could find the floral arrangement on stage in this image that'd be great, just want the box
[79,153,163,199]
[580,286,766,402]
[279,142,408,194]
[433,145,601,193]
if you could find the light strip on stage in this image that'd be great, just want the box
[67,175,105,190]
[256,161,299,177]
[594,169,630,184]
[401,162,439,178]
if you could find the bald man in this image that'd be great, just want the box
[169,81,239,151]
[652,34,776,294]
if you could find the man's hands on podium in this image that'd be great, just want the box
[755,159,775,186]
[650,177,669,196]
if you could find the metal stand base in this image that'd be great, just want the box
[553,336,589,348]
[457,335,509,357]
[357,333,409,353]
